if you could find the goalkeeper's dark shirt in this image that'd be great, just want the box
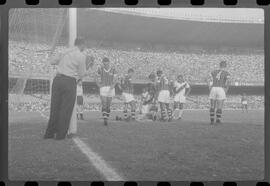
[97,65,116,87]
[121,74,134,94]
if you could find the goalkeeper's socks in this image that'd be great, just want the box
[102,107,107,120]
[131,109,136,120]
[210,108,215,124]
[167,108,172,119]
[161,108,166,121]
[216,109,222,123]
[106,108,111,118]
[123,110,128,120]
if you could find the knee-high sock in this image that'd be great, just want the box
[216,109,222,121]
[102,107,107,120]
[166,104,172,119]
[106,107,111,118]
[123,109,128,119]
[160,103,166,120]
[131,109,136,119]
[210,108,215,122]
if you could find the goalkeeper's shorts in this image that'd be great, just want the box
[100,86,115,97]
[158,90,170,103]
[122,92,135,103]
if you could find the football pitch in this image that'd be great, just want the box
[9,109,264,181]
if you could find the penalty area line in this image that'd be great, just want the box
[72,137,125,181]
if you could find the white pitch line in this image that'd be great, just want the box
[72,137,125,181]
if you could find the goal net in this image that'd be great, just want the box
[9,8,68,116]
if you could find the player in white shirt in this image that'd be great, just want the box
[172,75,191,120]
[76,80,84,120]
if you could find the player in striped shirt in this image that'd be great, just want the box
[156,70,173,122]
[95,57,117,126]
[208,61,230,124]
[120,68,136,121]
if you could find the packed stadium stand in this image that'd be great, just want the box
[9,41,264,85]
[8,9,264,111]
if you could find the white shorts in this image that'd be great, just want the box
[209,87,226,100]
[141,104,150,114]
[122,92,135,103]
[174,94,186,103]
[242,101,248,105]
[158,90,170,103]
[100,86,115,97]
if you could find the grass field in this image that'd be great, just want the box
[9,109,264,181]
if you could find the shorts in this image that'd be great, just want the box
[242,101,248,105]
[122,92,135,103]
[209,87,226,100]
[174,94,186,103]
[77,96,83,105]
[141,104,150,114]
[100,86,115,97]
[158,90,170,103]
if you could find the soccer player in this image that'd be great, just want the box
[156,70,173,122]
[95,57,117,126]
[120,68,136,121]
[173,74,191,120]
[138,73,158,121]
[208,61,230,124]
[241,93,248,113]
[76,79,84,120]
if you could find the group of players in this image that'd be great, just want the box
[89,57,231,126]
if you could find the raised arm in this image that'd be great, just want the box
[224,73,230,93]
[185,83,191,97]
[95,66,102,88]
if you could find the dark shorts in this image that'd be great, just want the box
[77,96,83,105]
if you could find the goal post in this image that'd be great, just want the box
[9,8,69,115]
[68,8,78,135]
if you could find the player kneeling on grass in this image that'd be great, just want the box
[120,68,136,121]
[172,75,191,120]
[208,60,230,125]
[137,85,158,121]
[156,70,173,122]
[76,79,84,120]
[95,57,117,126]
[241,93,248,113]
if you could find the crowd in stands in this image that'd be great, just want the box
[9,94,264,112]
[9,41,264,85]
